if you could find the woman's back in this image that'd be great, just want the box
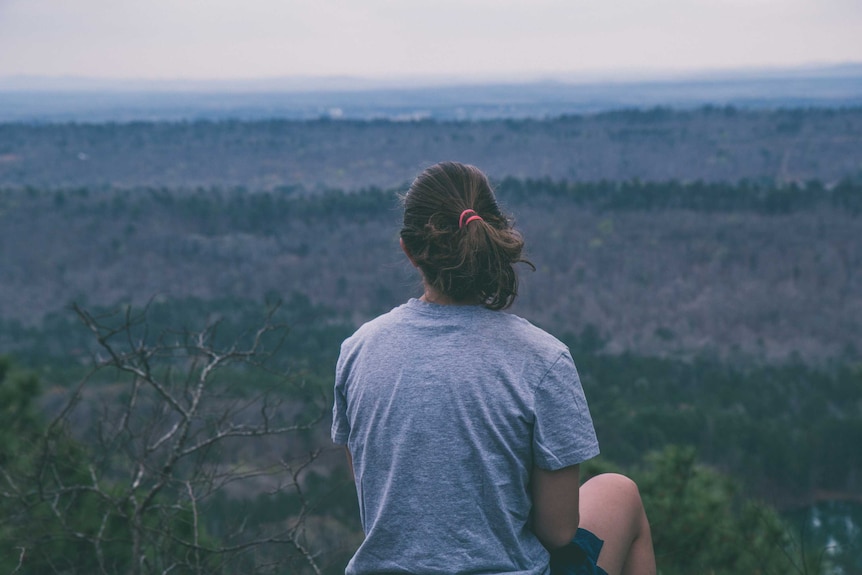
[333,298,598,574]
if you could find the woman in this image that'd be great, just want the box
[332,162,655,575]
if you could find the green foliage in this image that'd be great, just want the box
[580,447,830,574]
[0,357,215,574]
[635,446,795,575]
[563,327,862,500]
[0,358,123,573]
[0,358,41,572]
[0,357,41,466]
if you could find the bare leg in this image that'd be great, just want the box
[578,473,656,575]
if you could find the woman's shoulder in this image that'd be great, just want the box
[343,303,409,341]
[494,311,570,356]
[339,300,429,355]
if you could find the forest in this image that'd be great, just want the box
[1,107,861,190]
[1,108,861,574]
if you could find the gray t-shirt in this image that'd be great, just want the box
[332,298,600,575]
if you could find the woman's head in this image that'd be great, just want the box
[400,162,533,310]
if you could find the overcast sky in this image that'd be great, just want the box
[1,0,860,81]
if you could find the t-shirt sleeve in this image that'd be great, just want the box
[331,344,351,445]
[532,350,600,470]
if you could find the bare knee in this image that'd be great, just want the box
[584,473,644,508]
[580,473,648,532]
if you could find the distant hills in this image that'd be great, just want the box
[1,63,861,123]
[1,107,860,191]
[1,71,861,363]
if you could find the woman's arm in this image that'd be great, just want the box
[345,447,354,480]
[531,463,581,550]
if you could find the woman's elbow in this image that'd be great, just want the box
[535,511,580,550]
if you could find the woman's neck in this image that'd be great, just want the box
[420,287,478,306]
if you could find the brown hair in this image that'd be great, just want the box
[400,162,533,310]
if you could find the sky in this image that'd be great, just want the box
[0,0,860,82]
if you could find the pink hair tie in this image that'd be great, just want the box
[459,209,484,229]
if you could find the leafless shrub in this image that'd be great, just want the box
[3,302,341,575]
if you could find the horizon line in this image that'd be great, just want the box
[2,61,861,93]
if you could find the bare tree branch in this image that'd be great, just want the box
[3,302,339,574]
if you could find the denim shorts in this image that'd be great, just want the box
[549,528,608,575]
